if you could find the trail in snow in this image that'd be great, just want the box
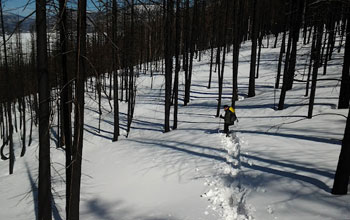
[202,131,253,220]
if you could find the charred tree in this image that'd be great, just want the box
[286,0,304,90]
[112,0,120,141]
[332,107,350,195]
[36,0,52,219]
[0,0,14,175]
[69,0,87,218]
[307,20,323,119]
[127,0,136,137]
[248,0,258,97]
[216,0,229,117]
[173,0,180,130]
[59,0,73,216]
[232,0,242,107]
[164,0,174,132]
[338,11,350,109]
[275,30,286,89]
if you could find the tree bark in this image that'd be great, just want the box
[305,26,316,97]
[173,0,180,130]
[332,107,350,195]
[184,0,198,106]
[127,0,135,137]
[275,30,286,89]
[338,13,350,109]
[164,0,174,132]
[112,0,120,141]
[232,0,241,107]
[69,0,86,218]
[248,0,258,98]
[59,0,73,217]
[216,0,229,117]
[278,31,292,110]
[0,0,14,175]
[286,0,304,91]
[307,22,323,119]
[36,0,52,219]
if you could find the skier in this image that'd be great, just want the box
[220,105,238,136]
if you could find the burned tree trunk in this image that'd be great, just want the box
[307,21,323,119]
[338,12,350,109]
[69,0,87,218]
[332,107,350,195]
[164,0,174,132]
[36,0,52,218]
[112,0,120,141]
[173,0,180,130]
[248,0,258,98]
[0,0,14,175]
[59,0,73,217]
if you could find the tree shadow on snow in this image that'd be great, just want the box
[83,198,179,220]
[237,129,341,145]
[50,127,59,148]
[243,154,334,179]
[241,161,332,192]
[25,162,62,220]
[128,138,333,193]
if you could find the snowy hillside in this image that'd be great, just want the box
[0,39,349,220]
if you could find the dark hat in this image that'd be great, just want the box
[223,105,229,108]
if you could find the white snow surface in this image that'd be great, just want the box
[1,39,350,220]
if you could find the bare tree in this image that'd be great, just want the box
[232,0,242,107]
[0,0,14,175]
[69,0,87,218]
[332,107,350,195]
[112,0,120,141]
[307,19,324,119]
[338,8,350,109]
[36,0,52,219]
[59,0,73,216]
[173,0,180,130]
[164,0,174,132]
[248,0,258,97]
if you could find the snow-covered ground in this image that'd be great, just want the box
[0,38,349,220]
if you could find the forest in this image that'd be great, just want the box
[0,0,349,219]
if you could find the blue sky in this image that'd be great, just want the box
[2,0,99,17]
[3,0,35,16]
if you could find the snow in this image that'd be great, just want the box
[1,37,350,220]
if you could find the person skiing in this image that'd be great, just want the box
[220,105,238,136]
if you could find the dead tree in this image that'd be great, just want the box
[307,20,324,119]
[248,0,258,97]
[184,0,198,106]
[59,0,73,216]
[164,0,174,132]
[36,0,52,219]
[112,0,120,141]
[338,10,350,109]
[216,0,229,117]
[127,0,136,137]
[69,0,87,218]
[173,0,181,130]
[332,107,350,195]
[0,0,14,175]
[232,0,242,107]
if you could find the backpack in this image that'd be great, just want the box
[228,112,237,125]
[231,113,237,122]
[228,107,237,125]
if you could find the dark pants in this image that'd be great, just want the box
[224,123,230,134]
